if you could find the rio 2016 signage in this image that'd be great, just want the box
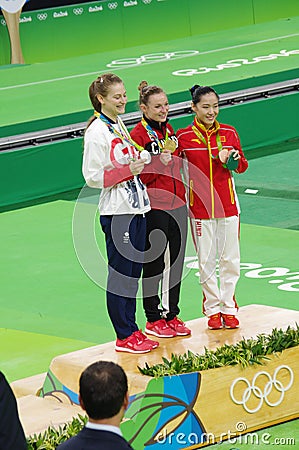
[105,49,299,75]
[0,1,27,13]
[185,257,299,292]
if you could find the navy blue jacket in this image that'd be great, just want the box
[56,427,133,449]
[0,371,27,450]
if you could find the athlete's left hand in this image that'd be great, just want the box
[229,149,241,160]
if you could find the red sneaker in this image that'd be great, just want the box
[115,332,153,353]
[145,319,177,338]
[167,317,191,336]
[134,330,159,349]
[222,314,239,329]
[207,313,222,330]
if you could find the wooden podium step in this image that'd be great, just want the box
[41,305,299,404]
[17,395,82,437]
[15,305,299,438]
[11,372,46,398]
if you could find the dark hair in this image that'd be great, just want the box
[79,361,128,420]
[138,80,165,106]
[190,84,219,104]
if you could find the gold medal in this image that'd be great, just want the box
[163,139,176,153]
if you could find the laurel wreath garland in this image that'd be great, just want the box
[138,325,299,377]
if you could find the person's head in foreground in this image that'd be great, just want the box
[79,360,129,423]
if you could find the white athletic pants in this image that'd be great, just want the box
[191,216,240,317]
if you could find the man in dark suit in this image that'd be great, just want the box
[0,371,27,450]
[56,361,133,449]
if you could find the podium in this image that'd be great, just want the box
[14,304,298,447]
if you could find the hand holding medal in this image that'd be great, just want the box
[163,139,176,153]
[130,159,145,176]
[160,138,176,165]
[139,149,151,164]
[97,112,151,165]
[225,149,240,170]
[219,148,229,163]
[219,148,240,170]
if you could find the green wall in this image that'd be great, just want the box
[0,92,298,208]
[0,139,85,207]
[171,93,299,152]
[0,0,298,65]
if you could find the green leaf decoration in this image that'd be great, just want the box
[139,324,299,377]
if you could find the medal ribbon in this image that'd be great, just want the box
[141,117,169,150]
[192,119,222,159]
[94,111,144,152]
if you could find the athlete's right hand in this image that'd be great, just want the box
[130,159,145,176]
[160,149,172,166]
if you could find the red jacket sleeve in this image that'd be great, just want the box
[103,165,133,187]
[231,128,248,174]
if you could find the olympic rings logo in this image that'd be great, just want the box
[37,13,47,21]
[142,0,152,3]
[73,8,83,15]
[230,365,294,414]
[108,2,118,9]
[1,19,6,26]
[107,50,199,68]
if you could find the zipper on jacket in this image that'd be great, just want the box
[170,163,177,208]
[162,129,177,209]
[207,135,215,218]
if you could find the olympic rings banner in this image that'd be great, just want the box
[0,0,27,13]
[1,0,297,65]
[40,343,299,449]
[120,346,299,448]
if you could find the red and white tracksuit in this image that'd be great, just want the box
[177,118,248,317]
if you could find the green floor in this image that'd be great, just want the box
[0,149,298,448]
[0,14,298,447]
[0,15,298,136]
[1,149,298,382]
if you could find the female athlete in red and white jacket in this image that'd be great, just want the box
[83,73,158,354]
[130,81,190,338]
[177,85,248,330]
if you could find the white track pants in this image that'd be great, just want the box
[191,216,240,317]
